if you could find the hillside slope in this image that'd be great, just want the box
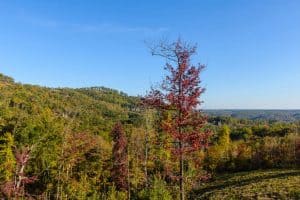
[0,73,141,143]
[191,169,300,200]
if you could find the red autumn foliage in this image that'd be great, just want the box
[144,39,212,199]
[111,122,128,191]
[145,39,211,157]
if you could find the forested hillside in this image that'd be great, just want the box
[0,73,141,138]
[1,71,300,199]
[0,73,144,199]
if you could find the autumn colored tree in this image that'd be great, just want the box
[144,39,211,200]
[1,146,37,199]
[218,125,231,148]
[111,122,128,191]
[56,132,101,199]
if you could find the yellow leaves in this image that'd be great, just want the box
[218,125,231,147]
[0,132,16,181]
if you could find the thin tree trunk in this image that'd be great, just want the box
[16,165,25,190]
[179,142,184,200]
[127,142,131,200]
[144,115,149,188]
[56,170,60,200]
[179,63,184,200]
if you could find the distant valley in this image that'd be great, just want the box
[204,109,300,122]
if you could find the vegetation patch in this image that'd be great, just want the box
[191,169,300,200]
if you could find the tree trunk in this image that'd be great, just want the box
[127,143,131,200]
[179,142,184,200]
[16,165,24,190]
[144,117,149,188]
[179,64,184,200]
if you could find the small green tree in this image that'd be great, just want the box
[218,125,231,160]
[149,177,172,200]
[106,185,127,200]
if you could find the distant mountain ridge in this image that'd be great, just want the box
[204,109,300,122]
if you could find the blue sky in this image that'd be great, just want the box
[0,0,299,109]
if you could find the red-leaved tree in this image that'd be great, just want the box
[111,122,128,191]
[144,39,211,200]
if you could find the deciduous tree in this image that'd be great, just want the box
[144,39,211,200]
[111,122,128,191]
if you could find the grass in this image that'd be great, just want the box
[190,169,300,200]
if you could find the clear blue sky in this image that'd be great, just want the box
[0,0,299,109]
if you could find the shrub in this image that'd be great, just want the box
[149,177,172,200]
[106,185,127,200]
